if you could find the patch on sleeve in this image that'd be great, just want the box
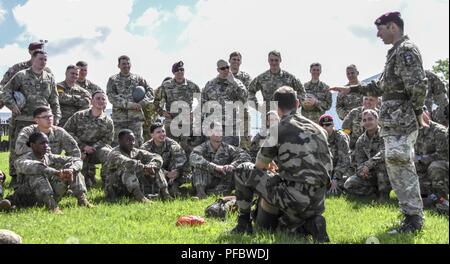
[403,51,415,67]
[57,85,65,94]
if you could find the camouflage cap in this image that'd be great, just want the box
[374,11,402,26]
[28,42,44,51]
[217,59,230,68]
[319,114,334,126]
[172,61,184,73]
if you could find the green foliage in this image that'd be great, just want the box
[432,58,449,82]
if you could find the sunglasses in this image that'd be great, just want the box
[219,66,230,71]
[176,68,185,72]
[322,123,333,127]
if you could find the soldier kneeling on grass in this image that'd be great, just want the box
[103,129,172,203]
[3,132,93,213]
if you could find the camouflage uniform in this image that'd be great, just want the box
[350,36,427,218]
[154,78,201,153]
[15,125,80,158]
[336,84,364,120]
[12,152,86,207]
[233,70,253,150]
[248,70,305,113]
[202,77,248,147]
[424,70,448,124]
[301,81,332,123]
[249,131,267,162]
[56,81,91,127]
[0,69,61,180]
[141,137,189,194]
[344,127,391,196]
[342,106,380,150]
[414,121,449,197]
[234,111,332,231]
[328,129,352,190]
[106,73,154,147]
[104,146,167,200]
[76,79,102,95]
[63,109,114,184]
[190,140,250,195]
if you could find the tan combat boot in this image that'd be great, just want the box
[77,193,95,208]
[133,188,151,203]
[44,195,62,214]
[160,188,173,201]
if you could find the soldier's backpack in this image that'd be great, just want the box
[205,196,238,220]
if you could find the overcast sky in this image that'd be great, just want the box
[0,0,449,123]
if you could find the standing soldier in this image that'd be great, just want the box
[301,63,332,123]
[0,50,61,188]
[248,50,305,114]
[64,90,113,187]
[342,95,380,150]
[231,86,331,243]
[319,114,351,196]
[344,110,391,202]
[106,55,154,147]
[202,59,248,147]
[336,65,364,120]
[424,70,449,127]
[153,61,201,153]
[229,51,253,150]
[57,65,91,127]
[331,12,428,234]
[76,61,102,95]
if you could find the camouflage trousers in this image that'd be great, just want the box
[112,121,144,147]
[234,162,326,227]
[83,146,112,185]
[192,168,234,195]
[432,104,448,127]
[10,171,87,207]
[384,131,423,217]
[301,109,323,124]
[105,167,168,200]
[416,160,449,198]
[344,165,391,196]
[8,120,35,179]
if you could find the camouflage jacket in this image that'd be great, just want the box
[190,141,251,173]
[258,111,332,186]
[15,152,83,178]
[354,127,384,171]
[141,137,188,174]
[342,106,379,149]
[15,125,80,158]
[424,70,448,111]
[57,81,91,126]
[336,85,363,120]
[76,79,102,95]
[328,129,351,180]
[249,131,267,162]
[63,108,114,150]
[0,69,61,123]
[415,121,449,164]
[104,146,163,176]
[248,70,305,108]
[106,73,154,122]
[351,36,427,137]
[233,70,252,89]
[301,80,332,116]
[1,60,52,86]
[154,78,200,120]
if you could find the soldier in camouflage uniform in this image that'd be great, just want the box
[249,111,279,162]
[141,123,189,197]
[231,87,331,243]
[319,114,351,196]
[16,106,80,159]
[75,61,102,95]
[301,63,332,123]
[57,65,91,127]
[336,64,364,120]
[63,91,113,187]
[344,110,391,201]
[414,107,449,199]
[104,129,170,203]
[153,61,201,154]
[202,60,248,147]
[0,50,61,188]
[106,55,154,147]
[7,132,92,213]
[424,70,449,127]
[342,95,379,150]
[190,124,251,199]
[248,50,305,115]
[229,51,253,150]
[331,12,428,233]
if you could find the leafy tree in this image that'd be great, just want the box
[432,58,449,83]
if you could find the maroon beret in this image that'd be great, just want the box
[28,42,44,51]
[319,114,334,126]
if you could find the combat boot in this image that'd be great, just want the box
[304,215,330,243]
[169,182,182,198]
[376,191,390,203]
[77,193,95,208]
[133,188,151,203]
[195,185,207,199]
[388,214,423,235]
[160,188,174,201]
[0,199,12,211]
[230,212,253,234]
[255,199,279,231]
[43,195,62,214]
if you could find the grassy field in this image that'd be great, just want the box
[0,151,448,244]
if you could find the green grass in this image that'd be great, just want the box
[0,152,448,244]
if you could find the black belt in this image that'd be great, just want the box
[383,92,409,101]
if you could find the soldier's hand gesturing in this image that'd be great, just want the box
[329,86,350,95]
[11,105,21,115]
